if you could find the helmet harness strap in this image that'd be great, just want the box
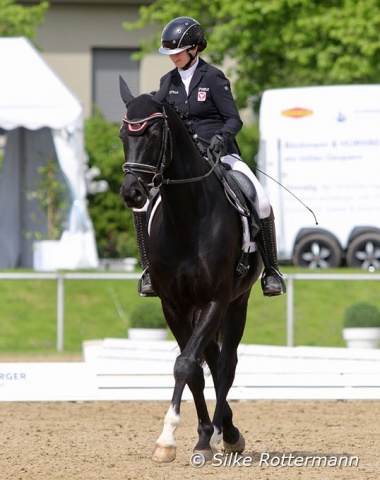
[183,47,197,70]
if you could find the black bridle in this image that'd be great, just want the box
[122,109,171,190]
[121,106,219,189]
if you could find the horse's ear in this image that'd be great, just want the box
[152,76,171,104]
[119,75,134,106]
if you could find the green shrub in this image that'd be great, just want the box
[129,301,167,329]
[85,108,137,259]
[343,302,380,328]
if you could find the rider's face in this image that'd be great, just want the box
[169,48,197,69]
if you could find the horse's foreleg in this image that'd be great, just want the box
[152,354,214,463]
[152,404,180,463]
[152,361,186,463]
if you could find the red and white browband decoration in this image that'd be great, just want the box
[123,112,165,133]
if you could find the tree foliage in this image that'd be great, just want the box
[85,109,138,259]
[0,0,49,39]
[124,0,380,109]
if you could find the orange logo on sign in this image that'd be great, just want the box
[281,107,313,118]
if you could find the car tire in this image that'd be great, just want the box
[346,232,380,270]
[293,233,342,268]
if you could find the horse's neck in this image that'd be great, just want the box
[160,154,219,236]
[160,112,221,231]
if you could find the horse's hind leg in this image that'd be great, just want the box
[220,402,246,454]
[187,364,216,459]
[211,295,250,453]
[204,340,245,453]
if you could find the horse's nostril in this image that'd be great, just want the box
[121,184,147,209]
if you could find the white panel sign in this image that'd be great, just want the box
[0,363,97,402]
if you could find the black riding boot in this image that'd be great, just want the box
[133,211,157,297]
[258,209,286,297]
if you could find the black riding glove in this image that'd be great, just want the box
[209,134,225,157]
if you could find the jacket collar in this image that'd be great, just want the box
[171,57,208,96]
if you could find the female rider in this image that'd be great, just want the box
[134,16,286,297]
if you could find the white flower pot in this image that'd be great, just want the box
[343,327,380,349]
[33,240,60,271]
[128,328,168,341]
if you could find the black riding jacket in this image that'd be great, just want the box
[160,57,242,155]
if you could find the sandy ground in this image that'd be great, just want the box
[1,355,379,479]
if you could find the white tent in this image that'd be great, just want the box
[0,37,98,269]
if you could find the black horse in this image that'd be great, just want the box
[119,77,262,463]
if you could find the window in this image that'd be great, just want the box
[92,48,140,123]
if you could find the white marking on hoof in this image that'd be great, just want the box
[210,426,223,453]
[152,444,177,463]
[223,432,245,454]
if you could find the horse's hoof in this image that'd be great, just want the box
[210,427,223,453]
[223,432,245,454]
[152,444,176,463]
[194,449,213,463]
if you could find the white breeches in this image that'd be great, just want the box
[222,154,271,219]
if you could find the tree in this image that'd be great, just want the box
[0,0,49,39]
[124,0,380,109]
[85,109,138,259]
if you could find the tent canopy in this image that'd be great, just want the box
[0,37,82,130]
[0,37,98,269]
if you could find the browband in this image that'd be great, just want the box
[123,112,166,133]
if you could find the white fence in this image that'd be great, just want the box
[3,340,380,401]
[1,272,380,352]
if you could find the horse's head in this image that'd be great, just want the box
[119,76,171,209]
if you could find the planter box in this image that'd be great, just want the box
[343,327,380,349]
[128,328,168,341]
[98,258,137,272]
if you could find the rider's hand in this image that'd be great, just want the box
[209,134,225,157]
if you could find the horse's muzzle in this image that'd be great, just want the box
[120,182,147,209]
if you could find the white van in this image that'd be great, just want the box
[258,85,380,269]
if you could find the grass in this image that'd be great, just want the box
[1,267,380,355]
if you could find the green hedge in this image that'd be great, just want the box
[343,302,380,328]
[85,109,137,259]
[129,300,167,329]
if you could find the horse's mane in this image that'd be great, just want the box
[162,99,206,159]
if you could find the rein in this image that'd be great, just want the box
[122,107,220,188]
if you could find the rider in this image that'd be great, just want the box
[133,16,286,297]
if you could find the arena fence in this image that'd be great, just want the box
[1,272,380,352]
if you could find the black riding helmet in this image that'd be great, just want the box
[158,17,207,55]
